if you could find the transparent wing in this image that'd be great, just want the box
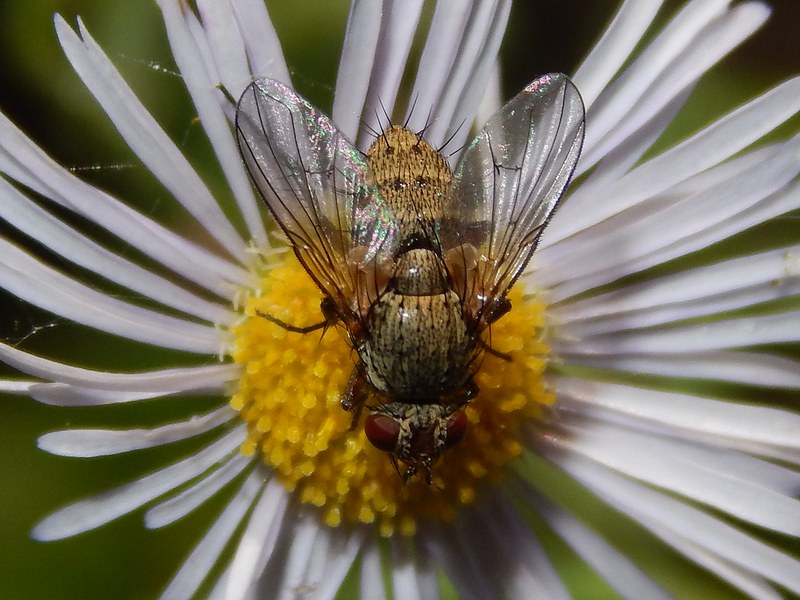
[236,78,399,321]
[442,73,584,322]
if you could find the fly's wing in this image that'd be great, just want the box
[442,73,584,324]
[236,78,398,322]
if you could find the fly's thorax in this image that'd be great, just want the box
[367,126,452,243]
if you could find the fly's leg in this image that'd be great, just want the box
[483,297,511,325]
[257,312,328,334]
[478,298,513,361]
[257,297,339,335]
[342,364,370,430]
[478,337,512,362]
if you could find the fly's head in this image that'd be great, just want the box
[364,401,470,484]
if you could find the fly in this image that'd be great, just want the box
[235,73,585,483]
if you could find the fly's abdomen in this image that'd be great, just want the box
[361,288,472,398]
[360,247,474,398]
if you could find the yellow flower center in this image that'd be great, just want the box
[230,254,553,537]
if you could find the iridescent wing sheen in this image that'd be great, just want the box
[441,73,585,325]
[236,78,399,322]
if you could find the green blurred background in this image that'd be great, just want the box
[0,1,799,598]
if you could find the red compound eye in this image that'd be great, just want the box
[444,410,468,449]
[364,414,401,453]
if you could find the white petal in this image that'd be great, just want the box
[557,87,689,213]
[155,2,268,248]
[561,350,800,389]
[425,517,496,600]
[580,1,767,170]
[360,542,388,600]
[591,3,768,166]
[0,380,34,393]
[545,450,800,594]
[390,535,436,600]
[573,0,665,108]
[427,498,569,600]
[544,179,800,300]
[403,0,511,158]
[183,7,222,97]
[0,345,236,392]
[553,419,800,534]
[230,0,290,85]
[196,0,252,99]
[32,425,246,541]
[404,0,472,132]
[647,521,784,600]
[38,406,235,457]
[558,281,800,339]
[557,397,800,466]
[355,0,424,150]
[0,111,247,295]
[0,239,222,353]
[557,310,800,357]
[332,0,383,141]
[554,376,800,453]
[0,178,232,324]
[540,134,800,292]
[274,515,319,600]
[225,480,290,600]
[146,452,252,528]
[545,75,800,244]
[407,540,439,600]
[31,385,206,407]
[207,565,235,600]
[520,484,672,600]
[555,244,800,327]
[576,98,756,209]
[578,0,730,164]
[474,61,502,127]
[425,0,512,154]
[55,15,251,260]
[298,526,364,600]
[476,495,570,600]
[159,469,267,600]
[31,388,162,406]
[247,512,364,600]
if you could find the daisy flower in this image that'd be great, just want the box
[3,0,800,598]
